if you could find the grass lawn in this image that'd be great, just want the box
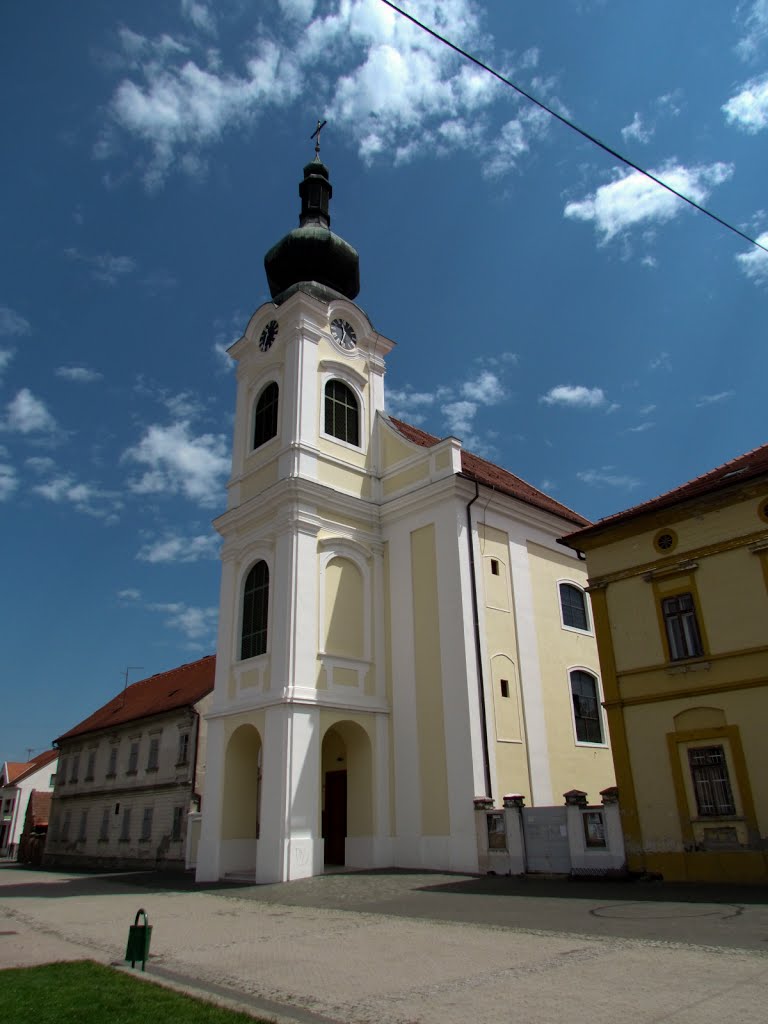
[1,960,269,1023]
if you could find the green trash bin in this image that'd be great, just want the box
[125,908,152,970]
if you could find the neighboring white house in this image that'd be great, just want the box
[0,750,58,858]
[44,657,214,871]
[195,153,614,885]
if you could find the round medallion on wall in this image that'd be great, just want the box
[259,319,279,352]
[331,318,357,350]
[653,528,678,554]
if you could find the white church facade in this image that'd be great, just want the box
[196,151,613,884]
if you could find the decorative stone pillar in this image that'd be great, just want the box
[502,794,526,874]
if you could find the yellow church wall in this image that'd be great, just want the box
[410,524,451,836]
[323,556,364,659]
[382,461,429,496]
[527,542,615,802]
[380,425,419,469]
[316,453,371,497]
[240,461,280,503]
[320,711,375,837]
[383,542,396,835]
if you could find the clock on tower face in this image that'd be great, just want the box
[259,319,279,352]
[330,318,357,350]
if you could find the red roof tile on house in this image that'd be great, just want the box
[388,417,590,527]
[12,749,58,785]
[4,762,30,784]
[24,790,52,828]
[565,441,768,543]
[55,655,215,744]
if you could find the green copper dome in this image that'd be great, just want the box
[264,156,360,304]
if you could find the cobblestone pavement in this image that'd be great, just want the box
[1,865,767,1024]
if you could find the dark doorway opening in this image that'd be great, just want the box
[323,769,347,865]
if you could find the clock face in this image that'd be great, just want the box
[259,319,279,352]
[331,318,357,350]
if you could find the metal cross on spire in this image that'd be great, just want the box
[310,118,327,157]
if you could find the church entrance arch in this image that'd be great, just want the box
[321,721,373,867]
[221,724,262,876]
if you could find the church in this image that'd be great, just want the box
[195,146,613,884]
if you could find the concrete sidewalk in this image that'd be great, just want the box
[1,865,767,1023]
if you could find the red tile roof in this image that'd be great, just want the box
[12,749,58,785]
[55,655,215,744]
[388,417,590,527]
[24,791,52,828]
[565,441,768,543]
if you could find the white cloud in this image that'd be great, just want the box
[640,404,656,415]
[32,473,122,519]
[4,389,57,433]
[0,306,31,336]
[65,247,136,285]
[650,352,672,371]
[657,90,683,117]
[626,421,655,433]
[55,366,103,383]
[148,601,217,640]
[735,231,768,282]
[696,391,735,407]
[736,0,768,60]
[0,459,18,501]
[0,349,14,376]
[443,399,477,438]
[123,420,229,506]
[564,161,734,243]
[461,370,505,404]
[117,588,142,602]
[540,385,606,408]
[621,112,653,144]
[385,387,436,426]
[180,0,216,35]
[723,73,768,132]
[25,456,56,474]
[99,2,552,189]
[577,467,641,489]
[137,532,219,563]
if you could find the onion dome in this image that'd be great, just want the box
[264,156,360,305]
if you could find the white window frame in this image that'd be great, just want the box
[557,579,593,635]
[236,552,273,664]
[567,666,607,748]
[250,376,282,453]
[318,364,367,454]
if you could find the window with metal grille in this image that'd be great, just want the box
[172,806,184,842]
[99,807,110,842]
[688,746,736,816]
[119,808,131,842]
[253,381,279,449]
[560,582,589,631]
[127,741,139,775]
[146,736,160,772]
[140,807,153,842]
[241,560,269,660]
[570,670,603,744]
[662,592,703,660]
[324,379,359,446]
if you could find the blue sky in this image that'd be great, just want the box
[2,0,767,760]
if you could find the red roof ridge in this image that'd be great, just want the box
[55,654,216,744]
[12,749,58,784]
[569,439,768,537]
[385,415,589,527]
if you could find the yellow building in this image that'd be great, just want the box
[196,153,613,884]
[563,443,768,882]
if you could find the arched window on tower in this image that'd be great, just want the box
[253,382,279,449]
[324,379,359,446]
[241,561,269,660]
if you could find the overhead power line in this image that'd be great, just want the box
[380,0,768,256]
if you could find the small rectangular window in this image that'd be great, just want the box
[582,811,606,848]
[147,737,160,772]
[500,679,509,698]
[127,741,139,775]
[177,733,190,766]
[490,559,500,576]
[662,593,704,660]
[119,808,131,842]
[140,807,153,842]
[171,806,184,842]
[487,812,507,850]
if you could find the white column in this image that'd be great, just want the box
[195,715,226,882]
